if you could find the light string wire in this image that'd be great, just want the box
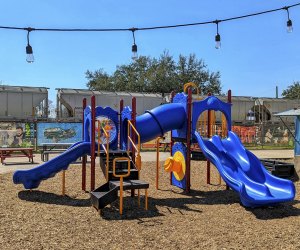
[0,3,298,32]
[1,3,299,62]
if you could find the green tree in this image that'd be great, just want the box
[86,69,113,91]
[175,54,221,94]
[282,81,300,99]
[85,52,222,95]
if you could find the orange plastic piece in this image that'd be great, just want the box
[164,157,182,173]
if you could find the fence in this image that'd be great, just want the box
[232,121,295,148]
[0,120,296,150]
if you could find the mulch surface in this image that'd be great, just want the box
[0,161,299,249]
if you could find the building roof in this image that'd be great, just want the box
[0,85,48,93]
[56,88,163,97]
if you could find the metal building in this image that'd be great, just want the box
[194,95,300,123]
[255,98,300,122]
[56,88,164,119]
[0,85,48,120]
[56,88,300,123]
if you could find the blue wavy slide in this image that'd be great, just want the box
[13,141,91,189]
[195,131,295,207]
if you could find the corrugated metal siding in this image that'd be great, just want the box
[58,89,164,117]
[0,89,48,118]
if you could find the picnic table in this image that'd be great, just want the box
[0,147,34,165]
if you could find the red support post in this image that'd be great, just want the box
[207,93,212,184]
[91,95,96,191]
[228,89,232,104]
[82,98,87,191]
[131,97,137,197]
[186,88,192,193]
[131,97,137,163]
[226,89,232,190]
[170,91,175,185]
[119,99,124,149]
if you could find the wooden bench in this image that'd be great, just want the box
[0,148,34,165]
[40,143,73,162]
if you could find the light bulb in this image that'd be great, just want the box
[132,44,138,60]
[26,45,34,63]
[287,19,293,33]
[215,34,221,49]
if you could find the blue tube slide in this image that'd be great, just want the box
[195,131,295,207]
[135,103,186,143]
[13,141,91,189]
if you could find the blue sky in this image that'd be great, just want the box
[0,1,299,102]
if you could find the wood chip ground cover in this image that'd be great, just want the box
[0,161,299,249]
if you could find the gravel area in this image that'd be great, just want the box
[0,160,299,249]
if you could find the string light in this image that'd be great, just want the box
[131,28,138,60]
[214,20,221,49]
[26,28,34,63]
[0,3,298,60]
[284,7,293,33]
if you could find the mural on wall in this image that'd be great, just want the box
[37,123,82,145]
[0,122,35,148]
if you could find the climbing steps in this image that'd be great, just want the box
[98,150,139,180]
[91,180,149,210]
[91,150,149,212]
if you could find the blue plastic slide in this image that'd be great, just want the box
[13,141,91,189]
[195,131,295,207]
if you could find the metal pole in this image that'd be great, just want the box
[82,98,87,191]
[131,97,137,163]
[226,89,232,190]
[207,92,212,184]
[156,137,162,190]
[91,95,96,191]
[131,97,136,197]
[119,177,123,215]
[62,170,66,196]
[119,99,124,149]
[170,91,175,185]
[145,189,148,210]
[186,88,192,193]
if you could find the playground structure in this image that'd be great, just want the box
[13,83,296,214]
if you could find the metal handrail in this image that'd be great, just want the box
[127,120,141,176]
[112,157,131,178]
[112,157,131,215]
[97,120,110,181]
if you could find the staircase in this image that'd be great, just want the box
[98,150,139,181]
[91,150,149,211]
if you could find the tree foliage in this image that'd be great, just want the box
[282,81,300,99]
[86,52,222,95]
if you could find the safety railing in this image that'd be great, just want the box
[97,120,110,181]
[112,157,131,215]
[127,120,143,205]
[127,120,141,177]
